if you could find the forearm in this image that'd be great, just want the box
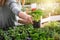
[7,0,21,15]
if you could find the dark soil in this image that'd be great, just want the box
[33,21,40,28]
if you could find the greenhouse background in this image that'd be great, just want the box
[20,0,60,15]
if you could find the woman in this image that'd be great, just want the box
[0,0,33,30]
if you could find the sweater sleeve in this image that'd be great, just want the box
[7,0,22,15]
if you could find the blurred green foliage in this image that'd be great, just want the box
[0,21,60,40]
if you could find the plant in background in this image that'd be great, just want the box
[44,21,60,40]
[29,9,44,28]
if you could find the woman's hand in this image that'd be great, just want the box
[18,12,33,24]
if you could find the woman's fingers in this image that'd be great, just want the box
[18,12,33,24]
[18,19,28,24]
[27,15,33,24]
[18,16,33,24]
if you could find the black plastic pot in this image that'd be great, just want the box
[33,21,40,28]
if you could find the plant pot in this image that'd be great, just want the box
[33,21,40,28]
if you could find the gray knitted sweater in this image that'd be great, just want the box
[0,0,21,30]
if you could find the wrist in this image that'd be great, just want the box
[18,12,27,19]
